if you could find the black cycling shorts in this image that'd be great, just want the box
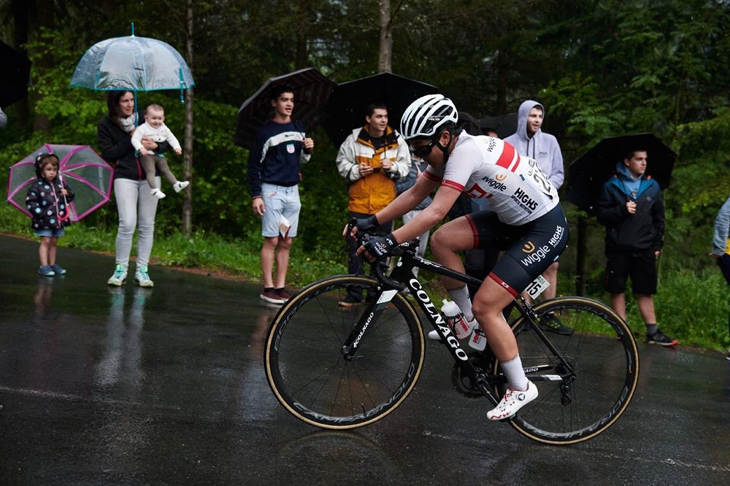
[465,205,569,296]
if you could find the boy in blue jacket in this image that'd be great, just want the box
[596,149,677,346]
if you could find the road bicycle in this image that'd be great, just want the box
[264,233,640,445]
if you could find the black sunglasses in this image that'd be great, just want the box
[409,141,436,158]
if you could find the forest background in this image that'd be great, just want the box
[0,0,728,351]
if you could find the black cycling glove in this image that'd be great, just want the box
[353,215,379,233]
[363,233,398,258]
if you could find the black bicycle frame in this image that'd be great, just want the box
[340,241,577,406]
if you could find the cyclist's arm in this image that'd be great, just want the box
[375,173,438,225]
[391,184,461,244]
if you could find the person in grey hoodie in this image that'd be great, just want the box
[0,107,7,128]
[504,100,565,313]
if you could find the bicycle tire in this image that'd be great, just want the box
[494,296,639,445]
[265,275,425,429]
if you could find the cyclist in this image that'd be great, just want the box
[351,94,569,420]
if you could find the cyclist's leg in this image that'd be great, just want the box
[472,278,520,361]
[430,215,479,319]
[430,215,474,289]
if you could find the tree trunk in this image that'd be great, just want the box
[11,0,30,127]
[31,0,54,131]
[496,48,508,115]
[378,0,392,73]
[182,0,194,236]
[576,217,587,296]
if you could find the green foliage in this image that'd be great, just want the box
[2,0,730,350]
[626,267,730,351]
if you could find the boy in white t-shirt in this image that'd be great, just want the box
[132,104,189,199]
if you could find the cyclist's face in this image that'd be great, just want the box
[409,132,450,166]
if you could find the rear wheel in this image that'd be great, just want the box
[494,296,639,445]
[265,275,425,429]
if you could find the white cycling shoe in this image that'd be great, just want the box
[487,380,538,421]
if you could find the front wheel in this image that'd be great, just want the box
[494,296,640,445]
[265,275,425,429]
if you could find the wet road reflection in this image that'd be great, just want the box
[0,235,728,484]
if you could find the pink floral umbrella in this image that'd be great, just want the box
[7,144,114,221]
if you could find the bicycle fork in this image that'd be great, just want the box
[340,288,400,360]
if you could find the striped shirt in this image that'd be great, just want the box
[248,120,310,198]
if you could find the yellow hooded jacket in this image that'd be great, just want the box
[336,124,411,214]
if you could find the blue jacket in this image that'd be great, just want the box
[395,159,432,211]
[596,162,664,252]
[712,196,730,256]
[247,120,310,198]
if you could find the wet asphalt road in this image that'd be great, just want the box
[0,234,729,485]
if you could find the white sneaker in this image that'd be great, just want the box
[428,317,477,341]
[487,380,538,421]
[151,188,166,199]
[134,266,154,288]
[173,181,190,193]
[107,264,127,286]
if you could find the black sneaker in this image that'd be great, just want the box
[726,352,730,362]
[647,330,678,347]
[537,312,573,336]
[338,294,362,308]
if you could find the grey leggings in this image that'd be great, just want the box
[140,155,179,190]
[114,177,159,268]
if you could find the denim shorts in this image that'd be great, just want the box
[35,228,65,237]
[261,183,301,238]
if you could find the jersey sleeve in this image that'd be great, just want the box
[441,139,481,192]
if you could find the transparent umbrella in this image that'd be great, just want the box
[8,144,114,222]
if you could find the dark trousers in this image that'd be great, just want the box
[347,211,392,299]
[718,255,730,335]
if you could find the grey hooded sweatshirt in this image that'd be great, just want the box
[504,100,564,189]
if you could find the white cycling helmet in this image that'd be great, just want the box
[400,94,459,141]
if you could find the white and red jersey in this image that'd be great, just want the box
[423,132,559,225]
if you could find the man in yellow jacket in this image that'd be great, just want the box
[336,102,411,306]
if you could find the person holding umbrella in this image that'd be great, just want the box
[25,153,75,276]
[335,102,411,307]
[99,91,173,288]
[248,85,314,305]
[596,149,677,347]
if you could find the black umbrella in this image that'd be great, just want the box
[0,40,31,109]
[478,113,517,139]
[234,68,335,150]
[566,133,677,214]
[320,72,439,146]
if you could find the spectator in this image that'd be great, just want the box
[709,196,730,360]
[248,85,314,305]
[596,149,677,347]
[395,156,432,275]
[99,91,171,288]
[336,102,410,306]
[0,107,7,128]
[505,100,564,304]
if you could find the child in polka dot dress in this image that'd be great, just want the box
[25,153,75,276]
